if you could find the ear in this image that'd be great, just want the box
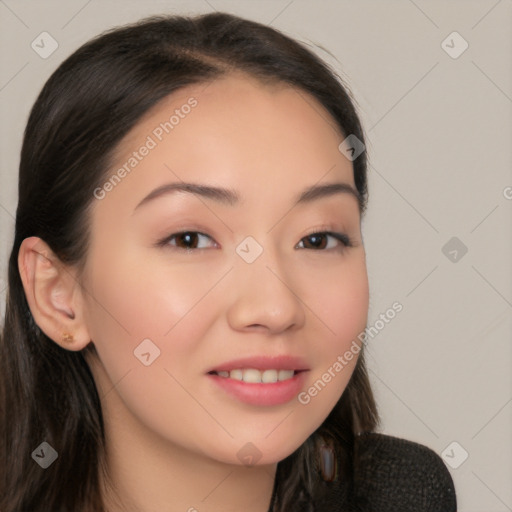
[18,236,91,351]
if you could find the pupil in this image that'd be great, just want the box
[308,234,325,249]
[181,232,196,248]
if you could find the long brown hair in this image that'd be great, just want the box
[0,12,378,511]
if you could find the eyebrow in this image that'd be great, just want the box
[134,181,362,211]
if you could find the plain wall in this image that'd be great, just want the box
[0,1,511,510]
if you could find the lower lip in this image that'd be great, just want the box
[207,371,308,406]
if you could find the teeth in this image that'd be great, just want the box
[243,369,262,383]
[230,369,243,380]
[262,370,278,383]
[214,368,296,383]
[278,369,295,381]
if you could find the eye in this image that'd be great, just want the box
[296,231,353,251]
[157,231,217,251]
[156,230,354,252]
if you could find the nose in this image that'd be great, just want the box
[225,243,306,335]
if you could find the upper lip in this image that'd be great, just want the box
[207,355,310,373]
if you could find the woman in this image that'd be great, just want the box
[0,12,456,511]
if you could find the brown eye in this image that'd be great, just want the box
[301,233,328,250]
[160,231,216,251]
[297,232,352,251]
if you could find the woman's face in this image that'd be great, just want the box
[81,73,369,466]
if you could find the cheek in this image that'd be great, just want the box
[324,275,369,344]
[292,255,369,424]
[86,260,201,336]
[81,248,223,388]
[81,252,234,455]
[303,253,369,352]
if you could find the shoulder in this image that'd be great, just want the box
[352,432,457,512]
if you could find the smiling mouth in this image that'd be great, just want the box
[208,369,305,383]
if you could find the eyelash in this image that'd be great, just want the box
[155,228,354,253]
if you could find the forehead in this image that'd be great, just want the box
[100,72,355,211]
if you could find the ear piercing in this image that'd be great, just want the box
[61,332,74,343]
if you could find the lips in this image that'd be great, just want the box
[206,355,310,406]
[207,369,308,406]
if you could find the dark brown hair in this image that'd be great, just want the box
[0,12,378,511]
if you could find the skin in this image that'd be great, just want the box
[19,72,369,512]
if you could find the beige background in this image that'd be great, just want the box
[1,1,511,510]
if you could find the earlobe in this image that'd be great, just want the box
[18,236,91,351]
